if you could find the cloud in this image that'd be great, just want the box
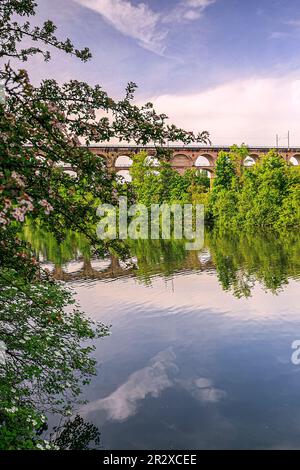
[185,0,215,7]
[269,31,289,39]
[182,377,226,402]
[147,76,300,146]
[285,20,300,27]
[183,10,202,20]
[82,348,226,423]
[164,0,215,23]
[74,0,167,54]
[74,0,215,55]
[184,0,215,18]
[82,349,178,421]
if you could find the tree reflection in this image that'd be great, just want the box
[208,230,300,297]
[22,224,300,298]
[51,415,100,450]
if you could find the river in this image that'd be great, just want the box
[26,227,300,449]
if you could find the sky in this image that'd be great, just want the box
[19,0,300,146]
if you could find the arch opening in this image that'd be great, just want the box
[195,155,212,167]
[244,156,256,167]
[115,155,133,168]
[290,155,300,166]
[116,170,132,183]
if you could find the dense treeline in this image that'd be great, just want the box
[1,0,298,451]
[209,146,300,229]
[0,0,209,450]
[129,151,211,206]
[128,146,300,230]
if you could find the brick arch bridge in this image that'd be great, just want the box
[73,146,300,177]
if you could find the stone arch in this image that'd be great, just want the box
[93,153,113,167]
[115,155,133,168]
[290,154,300,165]
[116,170,132,183]
[171,154,193,168]
[106,155,115,167]
[197,168,214,178]
[89,152,107,164]
[93,153,108,169]
[194,154,214,167]
[93,152,106,159]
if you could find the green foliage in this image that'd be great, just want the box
[130,151,210,206]
[277,183,300,228]
[0,264,109,449]
[209,146,300,229]
[22,223,300,299]
[212,150,237,191]
[0,0,209,450]
[22,220,92,266]
[128,238,188,284]
[0,0,91,62]
[207,229,300,297]
[129,229,300,297]
[0,404,49,450]
[51,415,101,450]
[210,188,239,229]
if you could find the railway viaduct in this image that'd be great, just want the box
[67,146,300,181]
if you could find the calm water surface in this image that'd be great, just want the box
[28,229,300,449]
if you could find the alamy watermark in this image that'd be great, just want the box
[291,340,300,365]
[96,197,205,250]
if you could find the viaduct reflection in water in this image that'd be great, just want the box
[52,251,216,283]
[51,255,135,282]
[22,223,300,298]
[20,223,300,449]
